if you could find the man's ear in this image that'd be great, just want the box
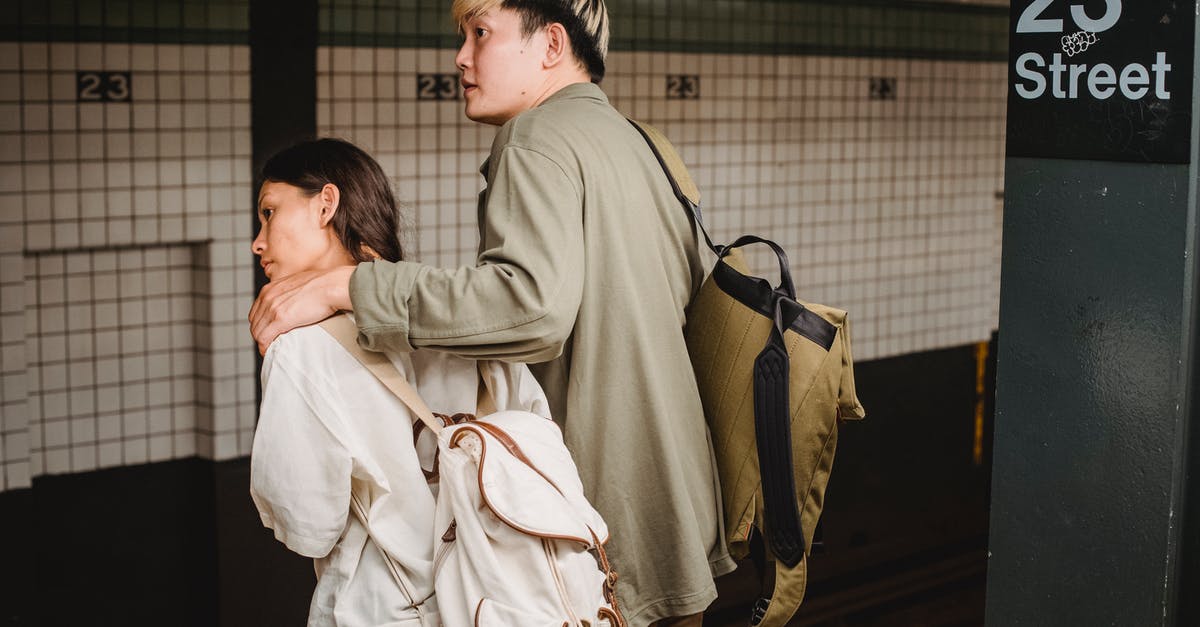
[318,183,340,227]
[543,22,570,69]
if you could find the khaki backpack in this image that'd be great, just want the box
[630,120,866,626]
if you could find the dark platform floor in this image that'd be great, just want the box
[0,337,995,626]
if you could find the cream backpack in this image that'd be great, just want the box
[320,314,626,627]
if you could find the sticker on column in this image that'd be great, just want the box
[1006,0,1195,163]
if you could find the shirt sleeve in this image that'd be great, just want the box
[349,144,585,363]
[479,359,553,420]
[250,338,354,559]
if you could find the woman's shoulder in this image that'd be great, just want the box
[265,321,417,388]
[265,323,336,363]
[263,322,366,381]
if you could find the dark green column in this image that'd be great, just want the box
[987,2,1200,625]
[219,1,320,625]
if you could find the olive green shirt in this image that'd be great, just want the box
[349,83,735,625]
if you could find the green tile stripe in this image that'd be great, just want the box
[1,0,1008,60]
[611,1,1009,61]
[1,0,249,44]
[318,0,458,49]
[317,0,1008,62]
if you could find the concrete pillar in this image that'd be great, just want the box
[987,2,1199,624]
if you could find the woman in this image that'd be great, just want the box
[248,138,548,627]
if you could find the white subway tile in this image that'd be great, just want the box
[43,447,70,474]
[97,441,122,467]
[122,438,148,465]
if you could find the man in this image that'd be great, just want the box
[249,1,734,624]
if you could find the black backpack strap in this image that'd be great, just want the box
[753,298,805,568]
[627,118,721,255]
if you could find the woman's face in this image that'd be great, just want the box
[252,181,348,281]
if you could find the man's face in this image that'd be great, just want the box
[456,8,547,125]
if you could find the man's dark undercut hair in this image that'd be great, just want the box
[505,0,607,83]
[454,0,610,83]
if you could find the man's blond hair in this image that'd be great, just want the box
[452,0,610,83]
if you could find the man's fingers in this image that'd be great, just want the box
[250,298,281,349]
[258,320,287,355]
[248,279,278,328]
[250,276,308,349]
[249,278,295,345]
[256,324,279,356]
[249,287,282,349]
[246,268,350,354]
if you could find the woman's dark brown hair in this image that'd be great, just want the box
[260,138,403,263]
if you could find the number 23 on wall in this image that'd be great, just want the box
[1016,0,1121,34]
[77,72,132,103]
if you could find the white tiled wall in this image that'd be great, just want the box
[26,246,199,474]
[317,47,494,268]
[318,47,1006,364]
[0,38,1005,492]
[0,41,255,491]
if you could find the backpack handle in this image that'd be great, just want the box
[720,235,796,301]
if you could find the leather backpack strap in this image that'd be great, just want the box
[317,314,437,617]
[347,490,435,617]
[317,313,443,435]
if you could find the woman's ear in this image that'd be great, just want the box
[318,183,341,227]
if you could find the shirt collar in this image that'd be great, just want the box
[539,82,608,107]
[479,83,608,177]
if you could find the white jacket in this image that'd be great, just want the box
[250,322,550,626]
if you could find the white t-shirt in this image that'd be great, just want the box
[250,321,550,627]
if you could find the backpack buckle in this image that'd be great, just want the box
[750,598,769,625]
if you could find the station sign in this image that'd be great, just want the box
[1007,0,1195,163]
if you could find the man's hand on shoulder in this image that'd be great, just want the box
[249,265,356,355]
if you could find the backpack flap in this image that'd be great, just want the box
[445,411,608,545]
[436,411,623,627]
[835,315,867,421]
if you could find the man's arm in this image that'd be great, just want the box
[352,144,585,361]
[247,143,584,361]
